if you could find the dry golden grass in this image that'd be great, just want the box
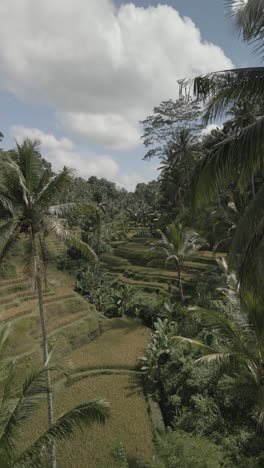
[69,318,151,371]
[0,266,99,360]
[19,375,154,468]
[57,375,154,467]
[0,289,75,322]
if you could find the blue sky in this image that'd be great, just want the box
[0,0,257,190]
[116,0,258,68]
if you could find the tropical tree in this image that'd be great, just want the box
[0,139,97,468]
[173,259,264,428]
[0,324,109,467]
[180,0,264,296]
[151,223,206,302]
[140,96,203,160]
[159,128,202,213]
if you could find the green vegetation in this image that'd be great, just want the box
[0,323,109,467]
[2,1,264,467]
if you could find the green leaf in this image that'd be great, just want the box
[14,400,110,468]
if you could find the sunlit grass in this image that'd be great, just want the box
[69,318,151,371]
[18,374,154,468]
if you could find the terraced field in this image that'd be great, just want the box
[0,265,99,362]
[17,317,154,467]
[101,236,224,297]
[0,234,155,466]
[1,231,224,465]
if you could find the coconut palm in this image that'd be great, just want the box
[180,0,264,295]
[0,324,109,467]
[152,223,206,302]
[181,0,264,206]
[173,260,264,428]
[0,139,97,468]
[159,128,202,210]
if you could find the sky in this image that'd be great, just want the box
[0,0,258,190]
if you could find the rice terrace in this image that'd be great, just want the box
[1,0,264,467]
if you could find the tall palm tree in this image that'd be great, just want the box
[152,223,206,302]
[181,0,264,296]
[173,260,264,429]
[0,139,97,468]
[159,128,202,210]
[226,100,260,196]
[0,324,109,467]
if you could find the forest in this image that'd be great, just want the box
[1,0,264,467]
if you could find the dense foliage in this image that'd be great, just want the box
[2,1,264,466]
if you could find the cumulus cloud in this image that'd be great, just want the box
[11,125,119,179]
[59,112,141,149]
[10,125,147,190]
[1,0,233,149]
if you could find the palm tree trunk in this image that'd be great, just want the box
[36,275,56,468]
[176,264,184,302]
[252,175,256,198]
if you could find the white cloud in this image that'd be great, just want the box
[11,125,119,179]
[10,125,146,190]
[59,112,141,149]
[1,1,233,149]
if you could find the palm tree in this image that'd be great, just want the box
[159,128,202,210]
[0,139,97,468]
[173,259,264,429]
[152,223,206,302]
[180,0,264,296]
[0,324,109,467]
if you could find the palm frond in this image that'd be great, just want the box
[257,383,264,428]
[0,219,16,238]
[166,224,181,248]
[195,352,241,367]
[7,161,29,208]
[229,182,264,268]
[171,336,211,352]
[42,216,97,263]
[14,139,42,195]
[184,68,264,123]
[0,362,19,432]
[14,400,110,468]
[165,255,179,267]
[35,168,73,206]
[225,0,264,58]
[243,292,264,346]
[0,222,21,264]
[188,306,243,345]
[238,216,264,296]
[67,236,97,263]
[0,192,13,213]
[48,202,96,217]
[0,367,49,459]
[193,116,264,208]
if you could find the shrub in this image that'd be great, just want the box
[156,430,227,468]
[126,291,162,326]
